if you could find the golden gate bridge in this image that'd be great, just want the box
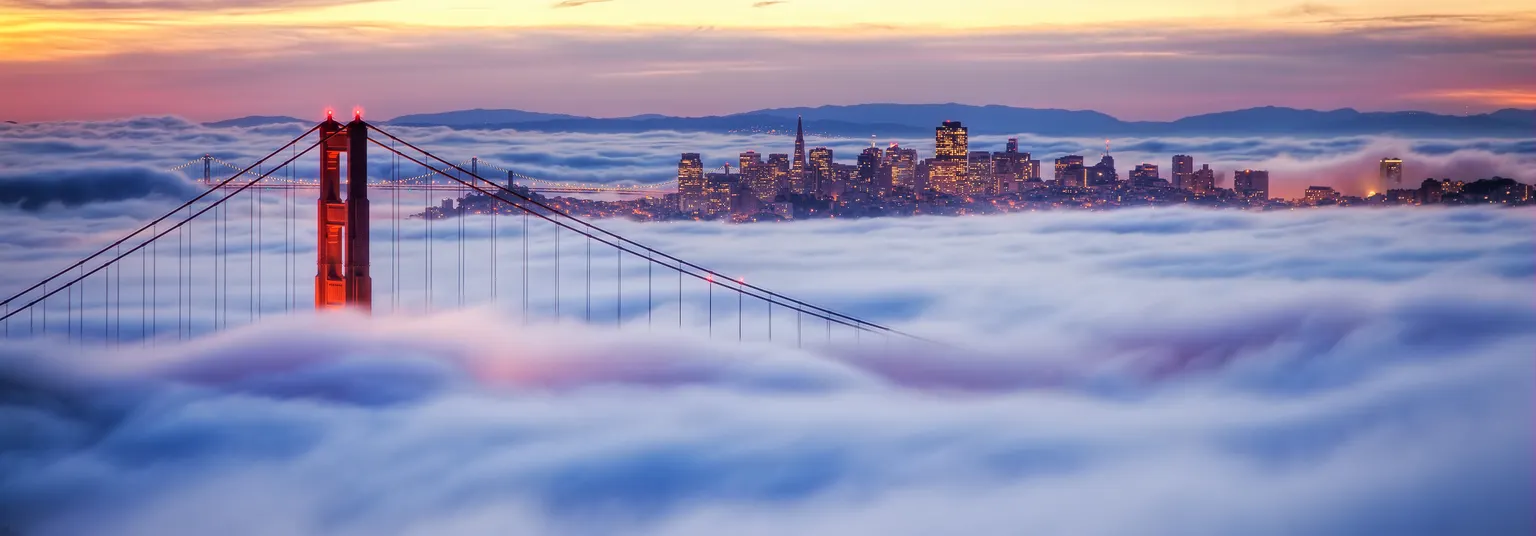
[0,112,925,348]
[190,153,673,196]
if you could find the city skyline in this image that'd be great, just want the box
[649,117,1532,222]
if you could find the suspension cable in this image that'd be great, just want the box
[0,129,339,323]
[0,123,321,309]
[365,124,927,341]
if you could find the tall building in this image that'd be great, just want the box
[927,159,967,195]
[809,147,834,196]
[1234,169,1270,200]
[1054,155,1084,184]
[677,153,706,213]
[766,153,790,198]
[886,144,917,191]
[1026,159,1041,180]
[1171,155,1194,190]
[739,150,762,172]
[935,121,968,161]
[790,116,808,193]
[740,151,778,202]
[1088,151,1118,187]
[967,151,994,195]
[702,171,736,217]
[1189,164,1216,195]
[992,138,1027,192]
[1380,158,1403,187]
[853,146,883,194]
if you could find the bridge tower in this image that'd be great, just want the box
[315,112,372,312]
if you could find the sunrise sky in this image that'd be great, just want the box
[2,0,1533,121]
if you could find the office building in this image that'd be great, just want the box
[967,151,994,194]
[1172,154,1194,190]
[1234,169,1270,200]
[886,144,917,191]
[936,121,968,161]
[927,159,967,195]
[677,153,706,213]
[1190,164,1216,195]
[1303,185,1340,205]
[856,146,883,194]
[1054,155,1084,182]
[809,147,834,196]
[1380,158,1403,187]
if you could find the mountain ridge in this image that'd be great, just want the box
[209,105,1536,137]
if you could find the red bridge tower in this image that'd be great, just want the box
[316,112,372,312]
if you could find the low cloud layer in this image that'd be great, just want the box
[0,206,1532,535]
[1,118,1532,200]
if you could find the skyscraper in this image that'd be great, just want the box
[935,121,968,161]
[741,151,777,202]
[677,153,706,213]
[1380,158,1403,187]
[766,153,790,198]
[886,144,917,191]
[1234,169,1270,200]
[809,147,834,196]
[791,116,808,193]
[967,150,994,195]
[857,146,883,194]
[1171,155,1194,190]
[1054,155,1084,182]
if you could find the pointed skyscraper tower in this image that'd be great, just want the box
[790,115,808,194]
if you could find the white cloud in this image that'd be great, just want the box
[0,202,1532,535]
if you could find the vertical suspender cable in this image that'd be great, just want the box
[585,229,591,323]
[616,246,621,327]
[522,207,528,324]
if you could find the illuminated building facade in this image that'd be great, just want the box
[1171,154,1194,190]
[1234,169,1270,200]
[967,151,995,195]
[766,153,790,198]
[1303,185,1340,205]
[1190,164,1216,195]
[809,147,834,196]
[1088,153,1118,187]
[927,159,967,195]
[741,151,776,202]
[1054,155,1084,181]
[856,146,883,194]
[935,121,968,161]
[677,153,707,213]
[791,116,808,193]
[702,173,736,217]
[1380,158,1403,187]
[886,145,917,190]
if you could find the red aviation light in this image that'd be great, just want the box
[353,107,364,120]
[325,108,335,120]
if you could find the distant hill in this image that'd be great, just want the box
[389,108,586,127]
[207,105,1536,137]
[202,115,306,128]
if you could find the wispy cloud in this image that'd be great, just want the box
[753,0,785,7]
[4,0,373,10]
[1416,88,1536,107]
[552,0,611,7]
